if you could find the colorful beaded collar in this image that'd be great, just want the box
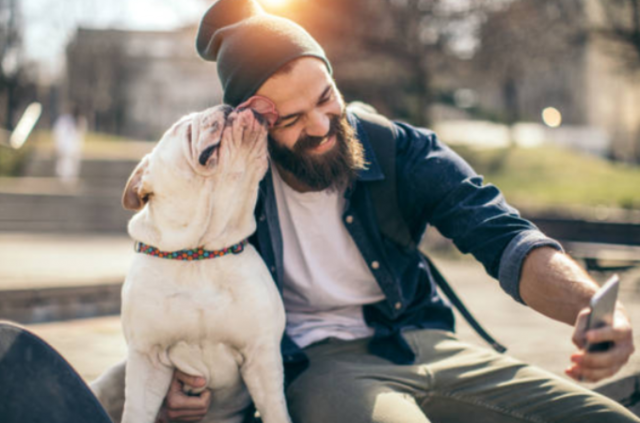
[134,239,248,261]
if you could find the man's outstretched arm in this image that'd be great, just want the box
[519,246,635,382]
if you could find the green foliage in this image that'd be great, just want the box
[0,144,33,176]
[452,145,640,210]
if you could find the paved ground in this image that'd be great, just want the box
[1,232,639,391]
[0,233,133,290]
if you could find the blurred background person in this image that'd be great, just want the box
[52,105,85,186]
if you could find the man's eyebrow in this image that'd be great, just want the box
[277,85,332,122]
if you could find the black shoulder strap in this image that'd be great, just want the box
[351,108,416,251]
[350,106,507,353]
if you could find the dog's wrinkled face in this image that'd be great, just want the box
[186,104,235,173]
[122,104,269,250]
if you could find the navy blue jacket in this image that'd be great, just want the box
[250,112,562,374]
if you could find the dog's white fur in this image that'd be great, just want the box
[120,106,290,423]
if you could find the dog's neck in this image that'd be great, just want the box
[128,176,261,253]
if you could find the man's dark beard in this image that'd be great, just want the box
[268,113,366,192]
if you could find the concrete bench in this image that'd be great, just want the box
[564,242,640,272]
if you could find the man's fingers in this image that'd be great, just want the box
[571,347,630,370]
[585,325,631,345]
[166,408,209,421]
[164,390,210,422]
[168,375,183,393]
[568,304,635,384]
[577,364,622,383]
[166,395,208,411]
[567,322,634,383]
[166,388,211,411]
[571,308,590,349]
[174,370,206,389]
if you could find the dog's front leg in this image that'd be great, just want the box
[240,345,292,423]
[122,349,173,423]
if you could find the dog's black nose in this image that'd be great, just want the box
[222,105,234,119]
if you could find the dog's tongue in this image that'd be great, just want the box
[236,95,279,127]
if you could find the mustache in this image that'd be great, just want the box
[294,116,340,152]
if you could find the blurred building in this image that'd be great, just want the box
[63,27,222,141]
[447,0,640,161]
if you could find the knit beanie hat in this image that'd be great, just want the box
[196,0,333,106]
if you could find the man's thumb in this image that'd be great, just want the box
[175,370,206,387]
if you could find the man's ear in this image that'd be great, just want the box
[122,155,152,211]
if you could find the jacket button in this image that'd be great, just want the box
[270,266,276,273]
[345,215,354,224]
[371,261,380,270]
[395,302,402,310]
[259,214,266,222]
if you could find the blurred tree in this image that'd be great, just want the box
[473,0,586,125]
[596,0,640,72]
[0,0,24,129]
[266,0,499,126]
[65,29,130,135]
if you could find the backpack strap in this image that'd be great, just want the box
[349,105,507,353]
[350,107,416,251]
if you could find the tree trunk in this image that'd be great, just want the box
[502,75,520,125]
[412,56,430,127]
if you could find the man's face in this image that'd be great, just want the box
[256,57,364,191]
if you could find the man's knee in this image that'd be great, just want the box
[285,364,429,423]
[91,360,126,423]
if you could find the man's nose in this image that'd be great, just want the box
[305,110,330,138]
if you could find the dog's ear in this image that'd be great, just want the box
[122,155,152,211]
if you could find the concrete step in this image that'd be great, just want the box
[25,158,137,179]
[0,283,122,324]
[0,191,132,233]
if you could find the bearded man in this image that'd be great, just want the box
[91,0,638,422]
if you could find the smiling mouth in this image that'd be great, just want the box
[307,135,336,155]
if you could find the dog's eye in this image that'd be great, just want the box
[199,143,220,166]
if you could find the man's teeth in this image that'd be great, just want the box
[319,137,330,145]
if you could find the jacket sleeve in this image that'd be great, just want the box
[394,122,562,304]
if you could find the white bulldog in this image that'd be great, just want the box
[119,104,290,423]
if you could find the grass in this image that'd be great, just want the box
[4,130,640,212]
[32,130,150,147]
[0,143,33,176]
[452,145,640,211]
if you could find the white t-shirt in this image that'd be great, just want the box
[271,165,385,348]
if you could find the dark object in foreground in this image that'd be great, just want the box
[0,321,113,423]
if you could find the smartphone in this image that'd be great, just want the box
[584,274,620,352]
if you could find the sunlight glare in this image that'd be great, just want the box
[260,0,289,9]
[541,107,562,128]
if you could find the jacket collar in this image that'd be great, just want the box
[348,111,385,182]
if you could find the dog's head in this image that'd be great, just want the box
[122,105,270,251]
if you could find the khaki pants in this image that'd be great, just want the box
[93,330,639,422]
[287,330,638,423]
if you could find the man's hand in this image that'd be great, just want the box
[565,304,635,383]
[156,369,211,423]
